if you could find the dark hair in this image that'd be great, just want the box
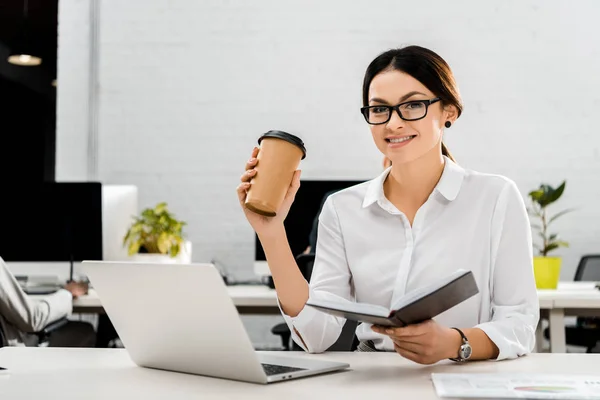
[362,45,462,162]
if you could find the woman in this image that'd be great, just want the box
[237,45,539,364]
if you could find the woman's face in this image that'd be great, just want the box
[366,70,454,165]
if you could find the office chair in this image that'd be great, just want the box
[270,253,359,351]
[544,254,600,353]
[0,323,5,348]
[0,317,69,348]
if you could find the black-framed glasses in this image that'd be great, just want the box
[360,97,441,125]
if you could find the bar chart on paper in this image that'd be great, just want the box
[431,373,600,399]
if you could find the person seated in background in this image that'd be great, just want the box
[0,257,95,347]
[303,157,391,254]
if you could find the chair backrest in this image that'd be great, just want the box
[573,255,600,331]
[294,252,358,351]
[574,255,600,281]
[0,321,6,348]
[295,253,315,282]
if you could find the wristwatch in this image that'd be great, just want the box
[449,327,472,362]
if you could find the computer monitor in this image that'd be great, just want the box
[254,180,364,261]
[101,185,138,261]
[0,182,103,266]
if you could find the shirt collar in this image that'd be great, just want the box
[361,156,466,208]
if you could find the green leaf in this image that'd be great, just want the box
[123,230,131,245]
[157,232,169,254]
[170,244,180,258]
[542,243,560,255]
[155,202,168,213]
[542,240,569,256]
[128,240,142,256]
[548,208,575,225]
[528,189,545,203]
[539,185,554,207]
[536,181,566,207]
[530,224,542,231]
[546,181,566,205]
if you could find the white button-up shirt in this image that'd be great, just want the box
[279,156,540,360]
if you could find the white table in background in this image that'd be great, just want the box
[536,282,600,353]
[226,285,279,314]
[0,348,598,399]
[67,285,280,315]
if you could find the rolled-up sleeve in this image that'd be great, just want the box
[476,180,540,360]
[277,196,353,353]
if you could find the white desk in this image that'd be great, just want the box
[0,348,598,399]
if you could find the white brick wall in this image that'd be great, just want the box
[57,0,600,347]
[56,0,91,181]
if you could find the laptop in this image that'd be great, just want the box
[16,275,62,295]
[81,261,349,384]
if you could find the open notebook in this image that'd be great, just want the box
[306,269,478,327]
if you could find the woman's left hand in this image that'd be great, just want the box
[372,320,461,365]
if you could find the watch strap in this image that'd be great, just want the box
[449,327,469,362]
[451,327,468,344]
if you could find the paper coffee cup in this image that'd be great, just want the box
[245,130,306,217]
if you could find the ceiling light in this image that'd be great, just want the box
[7,0,42,67]
[8,53,42,66]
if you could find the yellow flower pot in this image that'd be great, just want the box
[533,256,562,289]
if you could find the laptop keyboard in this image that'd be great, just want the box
[261,363,307,376]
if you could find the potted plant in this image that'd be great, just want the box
[123,202,191,264]
[528,181,573,289]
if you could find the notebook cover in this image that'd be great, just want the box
[393,270,479,325]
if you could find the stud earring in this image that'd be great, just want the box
[445,121,452,128]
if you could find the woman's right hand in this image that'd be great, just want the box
[236,147,302,237]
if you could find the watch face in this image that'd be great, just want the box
[460,344,472,359]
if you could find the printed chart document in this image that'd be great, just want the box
[432,373,600,399]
